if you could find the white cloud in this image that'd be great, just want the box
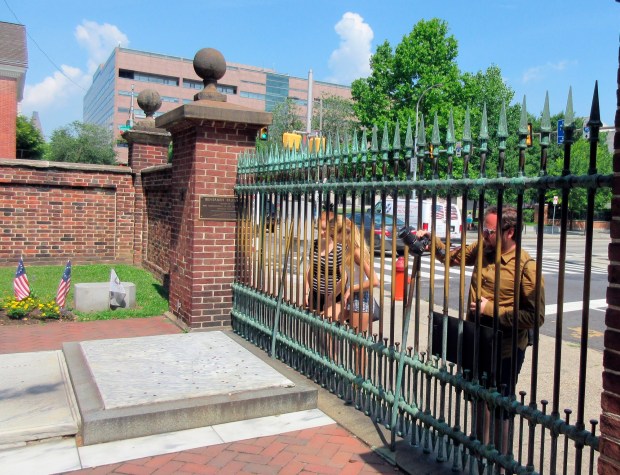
[20,21,129,137]
[521,60,574,83]
[22,65,90,110]
[75,20,129,74]
[327,12,373,85]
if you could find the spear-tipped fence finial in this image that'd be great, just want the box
[479,104,489,140]
[541,92,551,133]
[446,110,455,147]
[405,117,413,152]
[417,115,427,149]
[381,123,390,152]
[565,86,575,129]
[588,81,602,129]
[431,112,441,147]
[518,96,528,150]
[393,120,401,151]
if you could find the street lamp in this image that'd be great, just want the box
[412,83,443,201]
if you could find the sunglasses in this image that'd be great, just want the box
[482,228,496,237]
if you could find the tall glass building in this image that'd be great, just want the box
[84,47,352,163]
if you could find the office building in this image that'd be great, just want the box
[84,47,352,162]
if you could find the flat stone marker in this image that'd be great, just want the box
[81,331,294,409]
[63,331,317,445]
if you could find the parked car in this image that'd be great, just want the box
[350,213,411,255]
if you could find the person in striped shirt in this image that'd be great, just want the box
[305,211,346,319]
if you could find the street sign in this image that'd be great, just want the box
[553,195,558,205]
[455,141,462,157]
[118,125,132,132]
[583,126,590,140]
[557,119,564,145]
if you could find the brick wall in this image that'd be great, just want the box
[141,164,172,285]
[0,159,134,265]
[600,46,620,474]
[0,78,17,158]
[125,131,171,265]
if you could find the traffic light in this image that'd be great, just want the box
[259,127,268,141]
[526,123,533,147]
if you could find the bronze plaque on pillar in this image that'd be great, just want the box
[199,196,237,221]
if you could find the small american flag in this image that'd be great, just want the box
[14,257,30,301]
[56,260,72,308]
[435,204,445,220]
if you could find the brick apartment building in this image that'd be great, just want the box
[84,47,352,163]
[0,21,27,159]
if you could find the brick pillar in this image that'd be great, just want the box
[156,48,270,329]
[600,44,620,474]
[0,77,17,158]
[124,127,171,266]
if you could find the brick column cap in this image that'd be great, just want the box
[123,127,171,147]
[155,100,272,132]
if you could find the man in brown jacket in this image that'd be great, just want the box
[418,205,545,454]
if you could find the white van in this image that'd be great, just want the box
[375,196,463,241]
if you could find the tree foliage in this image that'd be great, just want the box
[266,98,305,147]
[351,18,518,182]
[312,94,357,140]
[16,115,46,159]
[46,121,116,164]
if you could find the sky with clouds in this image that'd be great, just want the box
[3,0,619,137]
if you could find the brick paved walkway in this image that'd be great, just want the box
[1,317,398,474]
[0,316,181,354]
[63,425,396,475]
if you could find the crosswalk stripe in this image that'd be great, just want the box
[545,299,607,316]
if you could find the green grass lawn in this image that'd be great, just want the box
[0,263,169,321]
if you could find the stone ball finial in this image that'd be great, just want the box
[134,89,162,129]
[137,89,162,118]
[192,48,227,102]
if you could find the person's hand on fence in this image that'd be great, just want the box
[470,296,489,315]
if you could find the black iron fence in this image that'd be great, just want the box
[233,86,611,475]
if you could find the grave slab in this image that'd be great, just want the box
[63,331,317,445]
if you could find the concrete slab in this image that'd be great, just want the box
[0,438,81,474]
[0,351,80,448]
[63,331,318,445]
[73,282,136,312]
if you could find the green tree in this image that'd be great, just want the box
[351,41,396,129]
[352,19,463,131]
[16,115,46,159]
[312,94,357,140]
[351,18,517,183]
[266,98,304,148]
[46,121,116,164]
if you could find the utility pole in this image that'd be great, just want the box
[306,70,313,136]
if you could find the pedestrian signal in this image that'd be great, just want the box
[259,127,268,141]
[526,123,533,147]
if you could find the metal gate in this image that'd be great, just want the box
[233,86,611,475]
